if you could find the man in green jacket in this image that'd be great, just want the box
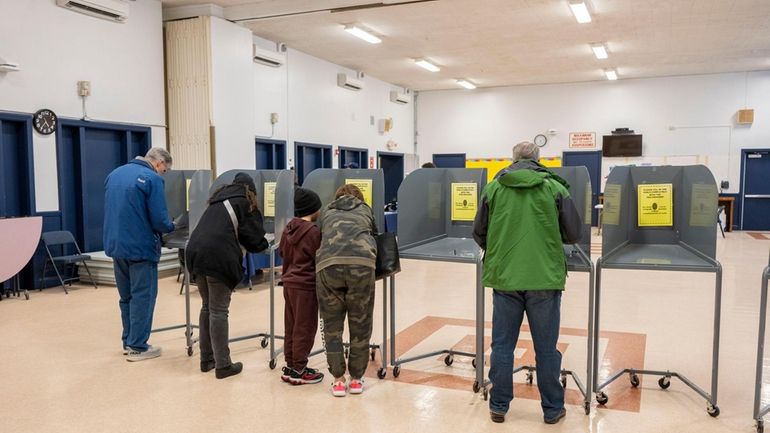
[473,141,582,425]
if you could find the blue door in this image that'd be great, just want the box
[562,150,602,225]
[58,121,150,252]
[741,149,770,230]
[433,153,466,168]
[377,152,404,204]
[295,142,332,185]
[255,139,286,170]
[0,114,34,217]
[339,147,367,169]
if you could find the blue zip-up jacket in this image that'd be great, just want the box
[103,158,174,262]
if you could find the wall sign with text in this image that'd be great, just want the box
[569,132,596,148]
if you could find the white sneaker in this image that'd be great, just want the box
[126,346,162,362]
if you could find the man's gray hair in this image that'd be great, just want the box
[512,141,539,161]
[145,147,173,167]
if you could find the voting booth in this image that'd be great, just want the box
[754,250,770,433]
[393,168,488,395]
[156,170,211,356]
[592,165,722,417]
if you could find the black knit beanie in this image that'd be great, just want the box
[233,172,256,194]
[294,187,322,217]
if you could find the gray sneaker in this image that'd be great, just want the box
[126,346,162,362]
[124,344,153,356]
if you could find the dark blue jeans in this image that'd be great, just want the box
[114,258,158,351]
[489,289,563,418]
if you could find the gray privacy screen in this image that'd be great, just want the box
[302,168,385,233]
[162,170,212,247]
[397,168,487,251]
[211,170,294,241]
[601,165,718,268]
[551,166,593,263]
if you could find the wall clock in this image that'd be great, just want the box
[33,109,57,135]
[534,134,548,147]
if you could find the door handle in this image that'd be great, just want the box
[745,195,770,199]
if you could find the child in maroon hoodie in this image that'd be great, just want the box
[278,187,324,385]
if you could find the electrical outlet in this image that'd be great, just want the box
[77,81,91,97]
[270,113,278,124]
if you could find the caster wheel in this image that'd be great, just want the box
[561,375,568,389]
[377,368,387,379]
[344,348,349,359]
[482,387,489,401]
[707,404,720,418]
[444,354,454,366]
[473,380,481,393]
[630,373,640,388]
[268,359,277,370]
[596,392,609,405]
[24,292,29,300]
[757,420,764,433]
[260,338,269,348]
[658,376,671,389]
[584,401,591,415]
[186,347,194,357]
[472,358,477,369]
[370,349,376,361]
[526,371,534,385]
[393,366,401,378]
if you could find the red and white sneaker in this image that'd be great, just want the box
[349,378,364,395]
[331,380,347,397]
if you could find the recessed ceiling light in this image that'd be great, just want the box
[569,1,592,24]
[456,79,476,89]
[344,25,381,44]
[591,43,608,59]
[605,69,618,80]
[414,58,440,72]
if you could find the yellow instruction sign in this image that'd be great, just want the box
[451,183,478,221]
[638,183,673,227]
[263,182,276,217]
[345,179,373,207]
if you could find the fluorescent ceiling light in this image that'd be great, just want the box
[414,58,440,72]
[604,69,618,80]
[569,1,592,24]
[591,43,608,59]
[456,79,476,89]
[344,25,381,44]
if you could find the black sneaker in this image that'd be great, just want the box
[200,360,215,373]
[490,411,505,423]
[544,408,566,424]
[289,367,324,385]
[280,366,292,383]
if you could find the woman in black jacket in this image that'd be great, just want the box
[186,172,269,379]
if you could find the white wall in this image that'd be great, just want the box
[0,0,165,211]
[417,71,770,193]
[210,16,256,174]
[249,36,414,171]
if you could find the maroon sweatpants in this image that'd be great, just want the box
[283,286,319,371]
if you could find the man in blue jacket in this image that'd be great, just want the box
[104,147,175,362]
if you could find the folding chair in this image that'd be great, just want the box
[717,205,726,238]
[41,231,98,294]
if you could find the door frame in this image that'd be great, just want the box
[255,138,287,169]
[338,146,368,169]
[294,141,333,185]
[377,151,405,204]
[432,153,466,168]
[739,148,770,230]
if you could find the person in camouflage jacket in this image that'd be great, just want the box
[316,184,378,397]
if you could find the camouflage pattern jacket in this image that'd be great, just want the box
[316,195,378,273]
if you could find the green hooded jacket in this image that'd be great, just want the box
[472,160,582,291]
